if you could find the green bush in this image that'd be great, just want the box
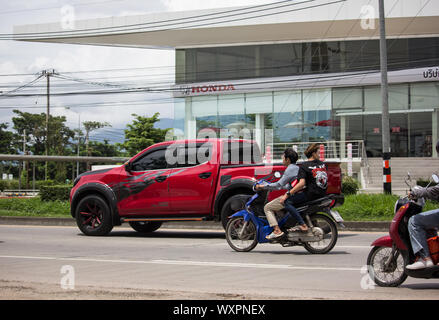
[7,180,19,189]
[416,178,437,188]
[39,185,72,202]
[0,180,7,192]
[35,180,56,188]
[342,176,360,195]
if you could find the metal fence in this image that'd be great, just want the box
[268,140,365,162]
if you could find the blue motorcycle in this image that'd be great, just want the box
[225,172,344,254]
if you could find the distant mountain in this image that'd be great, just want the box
[154,117,184,130]
[89,117,183,145]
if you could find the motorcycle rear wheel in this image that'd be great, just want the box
[226,216,258,252]
[303,214,338,254]
[367,246,408,287]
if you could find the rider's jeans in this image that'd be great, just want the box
[264,196,285,227]
[284,192,308,225]
[408,209,439,258]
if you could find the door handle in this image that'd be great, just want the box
[155,175,167,182]
[199,172,212,179]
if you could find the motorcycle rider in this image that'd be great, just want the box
[406,141,439,270]
[280,143,328,232]
[255,148,299,240]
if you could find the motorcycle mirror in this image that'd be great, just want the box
[274,171,281,178]
[432,174,439,184]
[407,172,411,181]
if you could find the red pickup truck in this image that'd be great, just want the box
[70,139,343,236]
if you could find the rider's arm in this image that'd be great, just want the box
[263,165,299,191]
[411,184,439,200]
[286,179,306,196]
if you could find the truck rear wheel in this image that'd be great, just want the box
[129,221,162,233]
[220,194,251,229]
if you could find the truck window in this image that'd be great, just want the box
[132,149,168,171]
[169,143,212,168]
[222,141,262,164]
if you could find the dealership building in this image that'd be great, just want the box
[14,0,439,162]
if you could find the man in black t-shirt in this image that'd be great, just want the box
[298,143,328,201]
[283,143,328,232]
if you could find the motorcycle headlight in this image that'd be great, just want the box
[394,198,408,214]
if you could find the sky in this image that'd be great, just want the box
[0,0,275,144]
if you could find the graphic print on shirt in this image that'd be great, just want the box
[311,165,328,190]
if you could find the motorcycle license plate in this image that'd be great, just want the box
[330,210,344,222]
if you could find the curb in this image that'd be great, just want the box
[0,216,390,232]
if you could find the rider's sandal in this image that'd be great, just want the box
[288,225,309,233]
[266,231,284,240]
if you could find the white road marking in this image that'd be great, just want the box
[0,255,361,271]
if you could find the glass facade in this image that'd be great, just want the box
[174,82,439,157]
[174,37,439,157]
[176,37,439,84]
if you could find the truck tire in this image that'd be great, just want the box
[129,221,162,233]
[220,194,251,229]
[75,194,114,236]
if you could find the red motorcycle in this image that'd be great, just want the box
[367,173,439,287]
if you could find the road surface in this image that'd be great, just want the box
[1,224,438,300]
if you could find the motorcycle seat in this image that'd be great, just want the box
[305,196,331,206]
[295,196,331,211]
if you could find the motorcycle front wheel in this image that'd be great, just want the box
[225,216,258,252]
[367,246,408,287]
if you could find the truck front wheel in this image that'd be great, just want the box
[75,195,113,236]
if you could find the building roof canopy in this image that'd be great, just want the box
[13,0,439,49]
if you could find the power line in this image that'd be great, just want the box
[0,74,44,95]
[0,69,385,98]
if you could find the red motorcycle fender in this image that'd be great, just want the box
[371,235,393,247]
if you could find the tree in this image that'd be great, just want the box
[120,113,170,156]
[11,110,75,181]
[87,140,123,158]
[0,123,17,181]
[0,123,16,154]
[82,121,111,157]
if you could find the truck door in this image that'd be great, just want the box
[117,147,173,216]
[168,142,217,215]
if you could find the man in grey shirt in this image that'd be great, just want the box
[406,176,439,270]
[256,148,299,240]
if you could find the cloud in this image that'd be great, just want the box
[0,0,228,141]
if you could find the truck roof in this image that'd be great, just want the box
[152,138,257,147]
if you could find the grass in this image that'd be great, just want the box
[0,197,70,218]
[337,194,439,221]
[1,194,439,221]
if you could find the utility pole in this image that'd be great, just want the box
[379,0,391,194]
[23,129,28,189]
[65,106,81,179]
[42,69,56,180]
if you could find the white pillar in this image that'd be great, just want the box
[184,98,196,139]
[340,115,347,159]
[433,109,439,157]
[255,113,265,151]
